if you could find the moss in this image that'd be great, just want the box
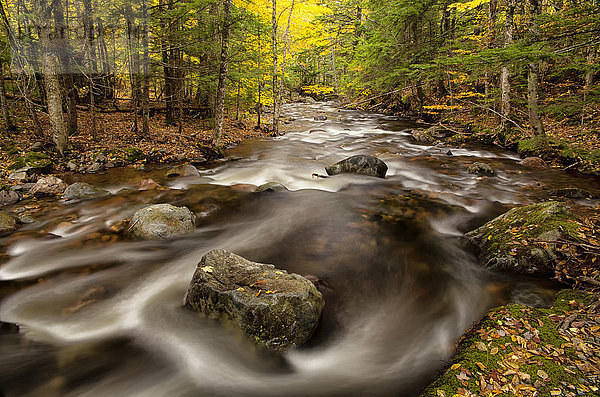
[421,289,599,396]
[466,201,582,274]
[8,152,52,171]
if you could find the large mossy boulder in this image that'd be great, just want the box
[0,212,17,234]
[325,155,388,178]
[29,176,68,196]
[8,152,53,174]
[465,201,581,275]
[63,182,110,200]
[128,203,195,240]
[184,249,325,351]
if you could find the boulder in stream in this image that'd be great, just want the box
[183,249,324,351]
[29,176,68,196]
[519,157,548,169]
[467,162,495,176]
[166,164,200,178]
[325,155,388,178]
[129,203,196,240]
[0,212,17,234]
[255,182,288,193]
[549,187,595,199]
[410,129,436,144]
[63,182,110,200]
[465,201,581,275]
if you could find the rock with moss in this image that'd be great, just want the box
[467,162,495,176]
[255,182,288,193]
[129,203,195,240]
[8,152,52,174]
[465,201,580,276]
[325,155,388,178]
[411,129,436,144]
[421,289,599,397]
[166,164,200,178]
[29,176,68,196]
[63,182,110,200]
[183,249,324,351]
[0,212,17,234]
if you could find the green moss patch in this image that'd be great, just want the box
[421,289,600,397]
[8,152,52,172]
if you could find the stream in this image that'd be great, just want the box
[1,102,599,396]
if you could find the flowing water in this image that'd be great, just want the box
[1,102,599,396]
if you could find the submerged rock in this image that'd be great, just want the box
[29,176,68,196]
[166,164,200,178]
[549,187,595,199]
[129,203,196,240]
[520,156,548,169]
[63,182,110,200]
[184,249,324,351]
[255,182,288,193]
[325,155,388,178]
[465,201,580,275]
[467,162,495,176]
[0,212,17,234]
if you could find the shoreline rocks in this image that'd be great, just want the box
[63,182,110,200]
[184,249,324,350]
[29,176,68,196]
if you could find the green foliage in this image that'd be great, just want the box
[8,152,52,171]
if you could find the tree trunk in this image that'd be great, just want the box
[485,0,497,111]
[212,0,232,148]
[271,0,280,135]
[141,0,150,135]
[0,63,14,132]
[257,23,262,128]
[500,0,515,131]
[36,0,68,155]
[125,5,139,133]
[527,0,544,136]
[281,0,295,97]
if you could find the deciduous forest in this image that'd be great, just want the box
[0,1,600,396]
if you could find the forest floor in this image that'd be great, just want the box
[0,101,271,184]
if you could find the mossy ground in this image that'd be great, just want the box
[421,289,600,397]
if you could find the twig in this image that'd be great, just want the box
[578,276,600,288]
[340,89,404,109]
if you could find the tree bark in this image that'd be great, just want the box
[35,0,68,155]
[281,0,295,97]
[212,0,232,148]
[500,0,515,131]
[271,0,280,135]
[141,0,150,135]
[527,0,544,136]
[0,63,15,132]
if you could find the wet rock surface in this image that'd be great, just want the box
[0,212,17,234]
[184,249,325,351]
[29,176,68,196]
[128,203,196,240]
[63,182,111,200]
[467,162,495,176]
[166,164,200,178]
[325,155,388,178]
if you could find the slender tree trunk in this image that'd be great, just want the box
[212,0,232,148]
[141,0,150,135]
[281,0,295,96]
[527,0,544,136]
[500,0,515,131]
[0,63,14,132]
[35,0,68,155]
[53,0,77,136]
[271,0,280,135]
[257,23,262,128]
[485,0,497,112]
[125,6,138,133]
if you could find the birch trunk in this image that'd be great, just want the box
[0,63,14,132]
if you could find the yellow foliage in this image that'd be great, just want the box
[301,84,334,96]
[449,0,489,12]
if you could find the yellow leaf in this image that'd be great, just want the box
[490,347,499,355]
[451,363,461,370]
